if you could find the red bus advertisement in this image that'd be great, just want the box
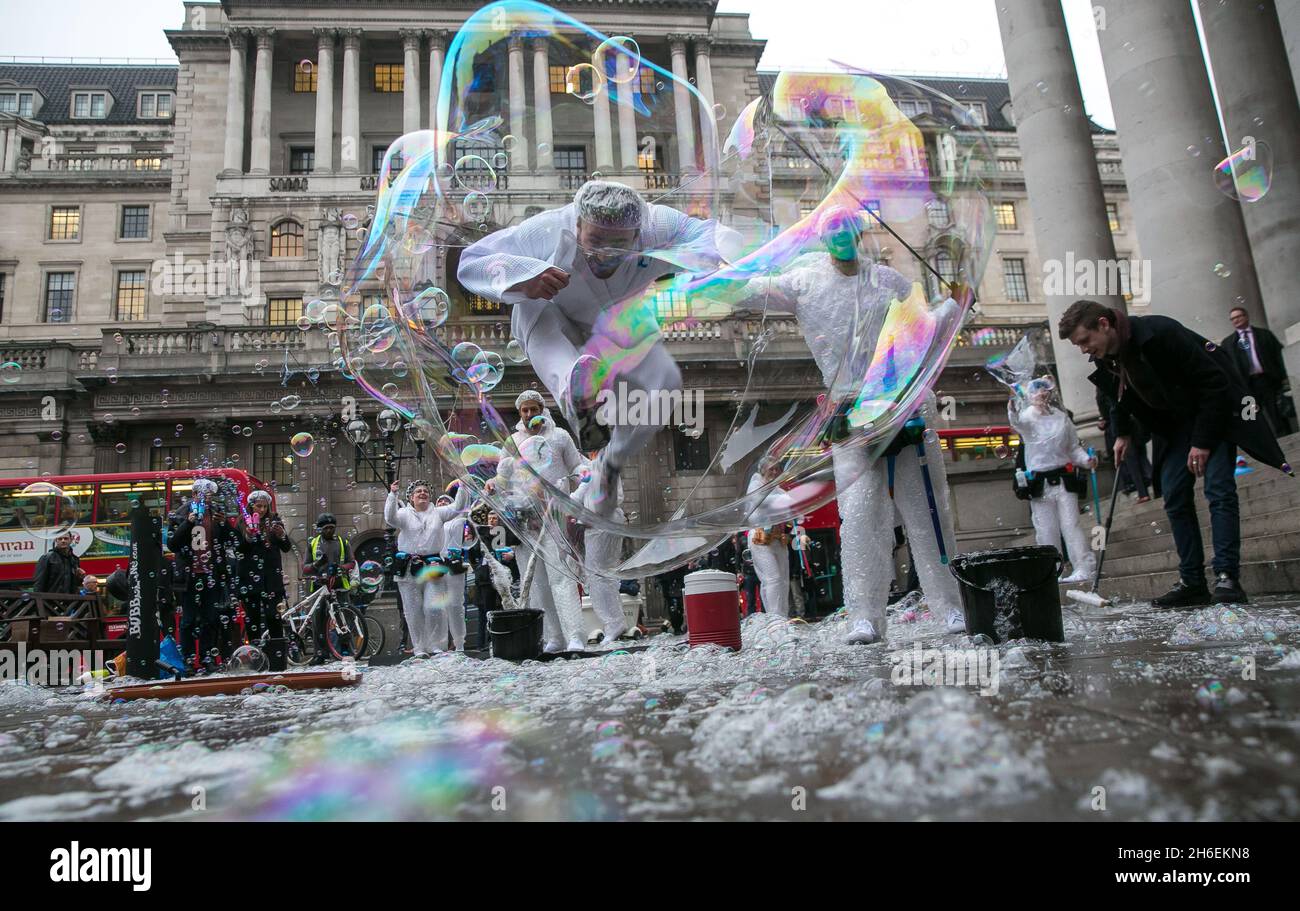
[0,469,275,586]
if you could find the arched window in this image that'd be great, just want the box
[270,219,304,257]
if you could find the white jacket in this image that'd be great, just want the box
[746,472,796,539]
[384,483,469,556]
[1010,403,1092,473]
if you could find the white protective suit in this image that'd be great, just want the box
[755,254,964,640]
[385,483,470,654]
[572,472,629,642]
[458,202,739,468]
[1009,401,1097,582]
[497,410,589,651]
[746,472,795,618]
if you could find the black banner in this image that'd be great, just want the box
[125,502,160,678]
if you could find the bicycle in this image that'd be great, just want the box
[283,570,380,662]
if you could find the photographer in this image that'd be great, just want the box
[236,490,292,645]
[167,479,240,671]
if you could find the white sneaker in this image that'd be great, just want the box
[566,636,587,653]
[946,609,966,634]
[1060,568,1093,584]
[845,619,880,645]
[542,639,565,654]
[603,624,627,644]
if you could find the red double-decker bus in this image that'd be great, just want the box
[0,469,275,586]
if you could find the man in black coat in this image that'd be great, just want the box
[1221,306,1292,435]
[31,532,88,596]
[1060,300,1293,607]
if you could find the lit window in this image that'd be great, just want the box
[1002,258,1029,302]
[1117,258,1133,302]
[44,272,75,323]
[651,284,688,321]
[1106,202,1121,233]
[549,64,569,94]
[994,202,1018,231]
[639,67,657,96]
[138,92,173,118]
[120,205,150,239]
[115,270,147,321]
[267,297,303,326]
[374,64,404,93]
[293,61,318,93]
[270,221,304,257]
[469,294,503,315]
[49,206,80,240]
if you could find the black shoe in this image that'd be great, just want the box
[1212,572,1249,605]
[1152,579,1211,608]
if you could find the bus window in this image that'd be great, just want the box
[7,485,56,534]
[58,484,95,527]
[0,488,24,529]
[97,481,166,523]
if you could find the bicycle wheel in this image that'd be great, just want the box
[359,613,384,659]
[286,631,313,667]
[327,606,367,659]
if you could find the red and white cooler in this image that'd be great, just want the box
[684,569,743,651]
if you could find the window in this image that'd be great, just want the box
[638,138,659,172]
[354,441,386,485]
[138,92,172,118]
[0,92,34,116]
[373,64,404,93]
[898,98,931,118]
[674,428,710,472]
[43,272,74,323]
[290,147,315,174]
[1117,258,1133,303]
[149,447,190,471]
[270,220,304,257]
[468,294,503,315]
[929,251,957,299]
[120,205,150,239]
[549,64,569,94]
[926,199,950,228]
[115,270,147,321]
[553,145,586,173]
[293,61,318,93]
[97,481,166,524]
[372,145,401,173]
[471,63,496,94]
[651,284,688,322]
[961,102,986,126]
[638,67,657,97]
[994,201,1018,231]
[267,296,304,326]
[133,150,165,171]
[255,443,296,488]
[72,92,108,119]
[1106,202,1121,234]
[1002,258,1029,302]
[560,65,589,97]
[49,206,80,240]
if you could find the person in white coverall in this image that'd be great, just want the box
[1009,376,1098,584]
[489,389,589,653]
[458,180,739,514]
[385,479,469,655]
[746,460,795,618]
[725,206,966,644]
[572,467,630,644]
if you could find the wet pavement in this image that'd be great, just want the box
[1,595,1298,821]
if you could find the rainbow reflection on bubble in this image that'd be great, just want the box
[1214,140,1272,203]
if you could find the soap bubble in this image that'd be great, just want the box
[359,560,384,592]
[334,9,995,585]
[228,645,269,674]
[280,394,302,410]
[290,432,316,458]
[16,482,82,539]
[1213,140,1272,203]
[0,362,21,384]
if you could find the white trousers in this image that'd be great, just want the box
[585,526,628,636]
[836,427,961,637]
[750,541,791,618]
[519,537,586,646]
[523,305,683,466]
[1030,483,1096,576]
[396,575,464,653]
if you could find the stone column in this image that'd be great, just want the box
[531,36,554,172]
[222,29,248,175]
[312,29,336,173]
[1096,2,1264,338]
[248,28,275,175]
[507,34,531,171]
[591,39,615,173]
[1197,0,1300,383]
[0,128,14,173]
[668,35,697,175]
[614,35,638,174]
[428,30,449,131]
[693,36,717,163]
[994,0,1124,422]
[340,29,362,174]
[1280,0,1300,93]
[401,29,422,135]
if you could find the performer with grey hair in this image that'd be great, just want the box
[459,180,740,513]
[385,477,470,656]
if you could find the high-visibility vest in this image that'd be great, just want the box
[308,534,351,590]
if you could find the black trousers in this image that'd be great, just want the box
[181,580,222,664]
[1246,374,1283,434]
[243,590,285,644]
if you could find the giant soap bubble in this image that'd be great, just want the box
[335,1,997,582]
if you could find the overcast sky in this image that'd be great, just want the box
[0,0,1123,128]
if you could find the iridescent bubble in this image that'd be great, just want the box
[410,288,450,327]
[463,191,492,223]
[1213,263,1231,278]
[280,394,302,410]
[359,560,384,592]
[290,432,315,458]
[381,382,400,398]
[0,362,21,384]
[502,134,518,152]
[16,482,81,539]
[1213,140,1272,203]
[299,59,314,74]
[565,63,603,103]
[593,36,641,85]
[467,350,505,390]
[453,155,496,190]
[342,212,360,230]
[505,339,527,364]
[114,442,126,454]
[450,342,482,383]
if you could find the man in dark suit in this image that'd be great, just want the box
[1221,306,1291,435]
[1060,300,1292,607]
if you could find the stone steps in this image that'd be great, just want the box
[1104,529,1300,577]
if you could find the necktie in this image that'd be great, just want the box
[1239,329,1264,375]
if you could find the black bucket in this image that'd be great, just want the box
[486,608,544,661]
[949,546,1065,643]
